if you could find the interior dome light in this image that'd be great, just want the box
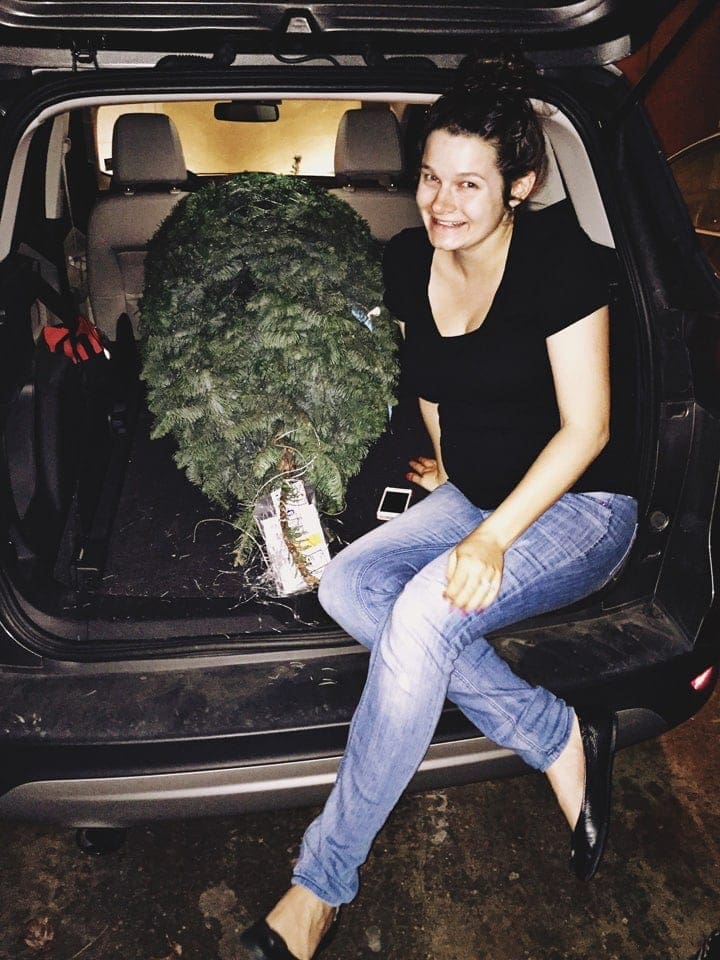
[690,666,717,691]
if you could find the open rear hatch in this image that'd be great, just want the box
[0,0,680,63]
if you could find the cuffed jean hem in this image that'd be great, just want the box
[537,705,576,773]
[290,875,344,909]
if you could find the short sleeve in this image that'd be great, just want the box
[382,228,431,326]
[382,231,405,320]
[533,207,610,338]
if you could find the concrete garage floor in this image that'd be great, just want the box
[1,691,718,960]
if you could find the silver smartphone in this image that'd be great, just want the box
[376,486,413,521]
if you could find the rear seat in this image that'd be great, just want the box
[86,106,568,344]
[330,108,423,241]
[86,113,189,339]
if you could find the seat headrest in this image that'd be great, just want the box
[526,130,567,210]
[112,113,187,186]
[334,109,403,181]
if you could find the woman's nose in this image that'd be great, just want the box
[431,185,454,213]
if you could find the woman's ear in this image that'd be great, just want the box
[509,170,537,207]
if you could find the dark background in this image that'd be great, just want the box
[620,0,720,156]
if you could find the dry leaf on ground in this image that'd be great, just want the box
[23,916,55,952]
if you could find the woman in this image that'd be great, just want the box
[240,49,638,960]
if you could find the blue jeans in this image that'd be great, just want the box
[293,483,638,905]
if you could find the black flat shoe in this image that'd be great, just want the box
[570,708,617,882]
[240,920,298,960]
[239,913,338,960]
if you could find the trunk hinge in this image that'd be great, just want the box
[71,40,100,71]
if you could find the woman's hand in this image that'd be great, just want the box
[406,456,447,492]
[445,527,505,613]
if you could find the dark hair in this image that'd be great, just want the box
[421,47,547,208]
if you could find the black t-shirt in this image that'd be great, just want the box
[383,200,633,508]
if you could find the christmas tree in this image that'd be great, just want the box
[140,173,399,570]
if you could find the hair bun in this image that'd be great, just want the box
[455,46,537,98]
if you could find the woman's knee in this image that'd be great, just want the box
[381,568,459,654]
[319,538,402,617]
[317,543,388,645]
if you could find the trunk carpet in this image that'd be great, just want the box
[93,401,431,604]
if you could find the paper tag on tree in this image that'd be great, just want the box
[256,480,331,595]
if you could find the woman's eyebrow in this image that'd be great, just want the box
[420,163,486,180]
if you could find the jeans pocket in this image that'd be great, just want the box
[565,493,615,540]
[564,493,638,582]
[575,491,618,513]
[576,492,637,521]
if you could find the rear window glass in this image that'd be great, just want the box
[95,99,362,178]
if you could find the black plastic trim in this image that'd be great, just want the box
[0,653,713,798]
[0,1,680,61]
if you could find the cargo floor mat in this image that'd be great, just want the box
[91,401,430,605]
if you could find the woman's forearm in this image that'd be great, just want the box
[418,397,448,482]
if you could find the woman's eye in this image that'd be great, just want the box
[461,181,478,189]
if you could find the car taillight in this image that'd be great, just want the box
[690,666,717,691]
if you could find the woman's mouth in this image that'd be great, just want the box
[432,218,465,229]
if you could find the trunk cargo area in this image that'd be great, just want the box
[5,388,696,696]
[10,390,432,639]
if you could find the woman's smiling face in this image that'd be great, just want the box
[416,129,514,254]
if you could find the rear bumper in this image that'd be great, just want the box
[0,707,667,826]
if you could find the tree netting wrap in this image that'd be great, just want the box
[140,173,399,565]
